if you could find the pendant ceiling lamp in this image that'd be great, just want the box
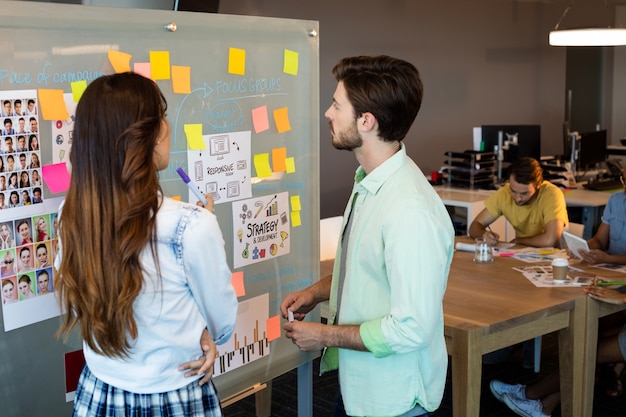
[549,1,626,46]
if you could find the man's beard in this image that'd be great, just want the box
[330,121,362,151]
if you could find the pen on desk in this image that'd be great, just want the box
[175,167,208,206]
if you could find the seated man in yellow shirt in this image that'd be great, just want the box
[469,157,568,248]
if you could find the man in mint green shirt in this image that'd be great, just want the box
[281,56,454,417]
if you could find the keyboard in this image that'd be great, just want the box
[584,179,623,191]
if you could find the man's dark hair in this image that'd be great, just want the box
[508,157,543,187]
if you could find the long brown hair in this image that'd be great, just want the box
[56,73,166,358]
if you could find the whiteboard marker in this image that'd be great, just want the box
[176,167,207,206]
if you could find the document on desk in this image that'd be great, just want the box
[513,265,589,287]
[505,247,565,263]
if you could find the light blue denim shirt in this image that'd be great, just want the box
[321,144,454,417]
[56,196,238,393]
[602,191,626,255]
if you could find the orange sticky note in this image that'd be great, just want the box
[273,107,291,133]
[291,211,301,227]
[254,153,272,178]
[133,62,151,79]
[283,49,299,75]
[41,162,71,194]
[38,89,69,121]
[285,157,296,173]
[266,315,281,342]
[228,47,246,75]
[184,124,205,150]
[71,80,87,103]
[150,51,171,80]
[272,147,287,173]
[252,106,270,134]
[231,271,245,297]
[107,50,132,73]
[171,195,181,201]
[290,195,301,212]
[172,66,191,94]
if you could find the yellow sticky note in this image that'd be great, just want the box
[183,124,205,150]
[171,66,191,94]
[71,80,87,103]
[285,157,295,173]
[254,153,272,178]
[150,51,171,80]
[266,315,281,342]
[252,105,270,134]
[231,271,245,297]
[290,211,301,227]
[133,62,151,79]
[228,47,246,75]
[290,195,301,212]
[273,107,291,133]
[283,49,299,75]
[38,89,69,121]
[108,50,132,73]
[272,147,287,173]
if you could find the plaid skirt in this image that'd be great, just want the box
[72,365,223,417]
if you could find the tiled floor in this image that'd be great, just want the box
[223,333,626,416]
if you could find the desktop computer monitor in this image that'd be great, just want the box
[481,125,541,163]
[577,129,607,171]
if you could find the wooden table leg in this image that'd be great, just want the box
[449,327,482,417]
[558,296,589,417]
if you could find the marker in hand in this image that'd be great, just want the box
[287,309,295,323]
[176,167,207,206]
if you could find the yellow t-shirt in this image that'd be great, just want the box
[484,181,568,238]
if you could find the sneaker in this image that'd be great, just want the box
[489,379,526,403]
[503,394,551,417]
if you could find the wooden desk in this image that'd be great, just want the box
[444,241,587,417]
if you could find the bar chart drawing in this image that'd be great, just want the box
[214,293,270,376]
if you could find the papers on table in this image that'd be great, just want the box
[496,247,567,263]
[513,265,589,287]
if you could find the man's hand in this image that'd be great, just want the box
[284,321,328,351]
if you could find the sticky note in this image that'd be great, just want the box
[228,48,246,75]
[42,162,71,193]
[183,124,206,150]
[290,195,301,212]
[272,147,287,172]
[273,107,291,133]
[254,153,272,178]
[252,106,270,134]
[171,195,181,201]
[231,271,245,297]
[291,211,301,227]
[38,89,69,121]
[171,66,191,94]
[283,49,299,75]
[71,80,87,103]
[150,51,171,80]
[266,315,281,342]
[285,157,296,173]
[108,50,132,73]
[133,62,151,79]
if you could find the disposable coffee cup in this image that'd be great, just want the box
[551,258,569,282]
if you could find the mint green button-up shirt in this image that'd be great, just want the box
[321,144,454,417]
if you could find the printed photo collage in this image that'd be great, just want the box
[0,96,42,209]
[1,213,58,304]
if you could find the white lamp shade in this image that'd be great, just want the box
[549,28,626,46]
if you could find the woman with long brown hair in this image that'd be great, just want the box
[55,72,237,417]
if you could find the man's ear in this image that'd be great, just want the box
[358,112,377,133]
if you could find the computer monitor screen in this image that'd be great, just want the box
[481,125,541,163]
[578,129,607,170]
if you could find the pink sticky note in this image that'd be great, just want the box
[266,315,281,342]
[133,62,152,79]
[42,163,71,193]
[252,106,270,134]
[231,271,245,297]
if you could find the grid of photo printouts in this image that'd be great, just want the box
[0,96,42,210]
[0,213,57,304]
